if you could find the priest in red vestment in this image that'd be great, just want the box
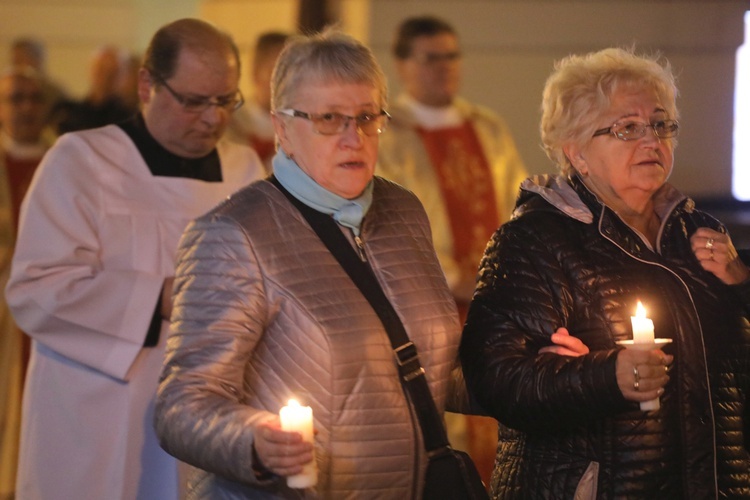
[378,15,529,489]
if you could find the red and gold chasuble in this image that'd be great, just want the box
[249,136,275,169]
[418,123,501,486]
[4,153,43,376]
[417,122,500,319]
[5,154,41,230]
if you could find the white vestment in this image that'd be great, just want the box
[7,124,263,500]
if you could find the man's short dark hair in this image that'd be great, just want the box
[142,18,240,80]
[392,16,457,60]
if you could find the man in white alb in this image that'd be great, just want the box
[6,18,264,500]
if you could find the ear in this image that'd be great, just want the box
[137,68,153,105]
[563,143,588,176]
[272,113,292,156]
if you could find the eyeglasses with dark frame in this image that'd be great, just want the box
[276,109,391,136]
[592,119,679,141]
[151,73,244,113]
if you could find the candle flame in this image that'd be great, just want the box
[287,399,300,407]
[635,301,647,318]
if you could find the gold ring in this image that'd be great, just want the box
[710,249,714,261]
[705,238,714,250]
[633,366,640,391]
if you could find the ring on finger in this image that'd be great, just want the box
[633,366,640,391]
[705,238,714,250]
[710,249,714,261]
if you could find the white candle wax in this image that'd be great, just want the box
[279,399,317,488]
[631,301,655,344]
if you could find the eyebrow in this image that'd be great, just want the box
[615,108,668,121]
[183,89,239,100]
[311,104,380,112]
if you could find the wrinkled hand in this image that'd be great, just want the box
[253,418,314,478]
[538,327,590,357]
[690,227,749,285]
[616,348,672,403]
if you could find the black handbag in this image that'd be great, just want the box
[271,178,490,500]
[422,447,489,500]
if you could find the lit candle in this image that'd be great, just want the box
[631,301,655,344]
[279,399,317,488]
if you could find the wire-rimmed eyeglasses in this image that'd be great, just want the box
[411,51,462,66]
[592,119,679,141]
[151,73,244,113]
[275,109,391,136]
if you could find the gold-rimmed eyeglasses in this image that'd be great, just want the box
[151,73,244,113]
[276,109,391,136]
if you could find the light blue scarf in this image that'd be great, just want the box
[273,149,373,236]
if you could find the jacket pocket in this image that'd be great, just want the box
[573,461,599,500]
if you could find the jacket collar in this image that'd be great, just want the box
[515,173,690,222]
[515,173,694,254]
[514,174,594,223]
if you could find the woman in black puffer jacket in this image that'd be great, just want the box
[460,47,750,499]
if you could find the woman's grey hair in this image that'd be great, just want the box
[271,28,388,112]
[540,47,679,175]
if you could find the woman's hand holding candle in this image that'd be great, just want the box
[253,417,315,484]
[617,301,673,410]
[279,399,317,488]
[615,348,672,402]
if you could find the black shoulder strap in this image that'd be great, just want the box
[270,176,450,451]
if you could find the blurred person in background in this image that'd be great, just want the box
[0,66,52,500]
[53,45,134,134]
[117,51,143,115]
[11,37,68,123]
[227,31,290,172]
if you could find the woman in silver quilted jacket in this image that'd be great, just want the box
[153,29,465,499]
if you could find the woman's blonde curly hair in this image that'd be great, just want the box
[540,47,679,175]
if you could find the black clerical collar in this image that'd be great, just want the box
[118,114,223,182]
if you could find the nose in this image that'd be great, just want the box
[340,117,364,146]
[637,125,662,146]
[200,103,226,126]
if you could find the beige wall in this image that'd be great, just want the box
[367,0,748,199]
[0,0,199,97]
